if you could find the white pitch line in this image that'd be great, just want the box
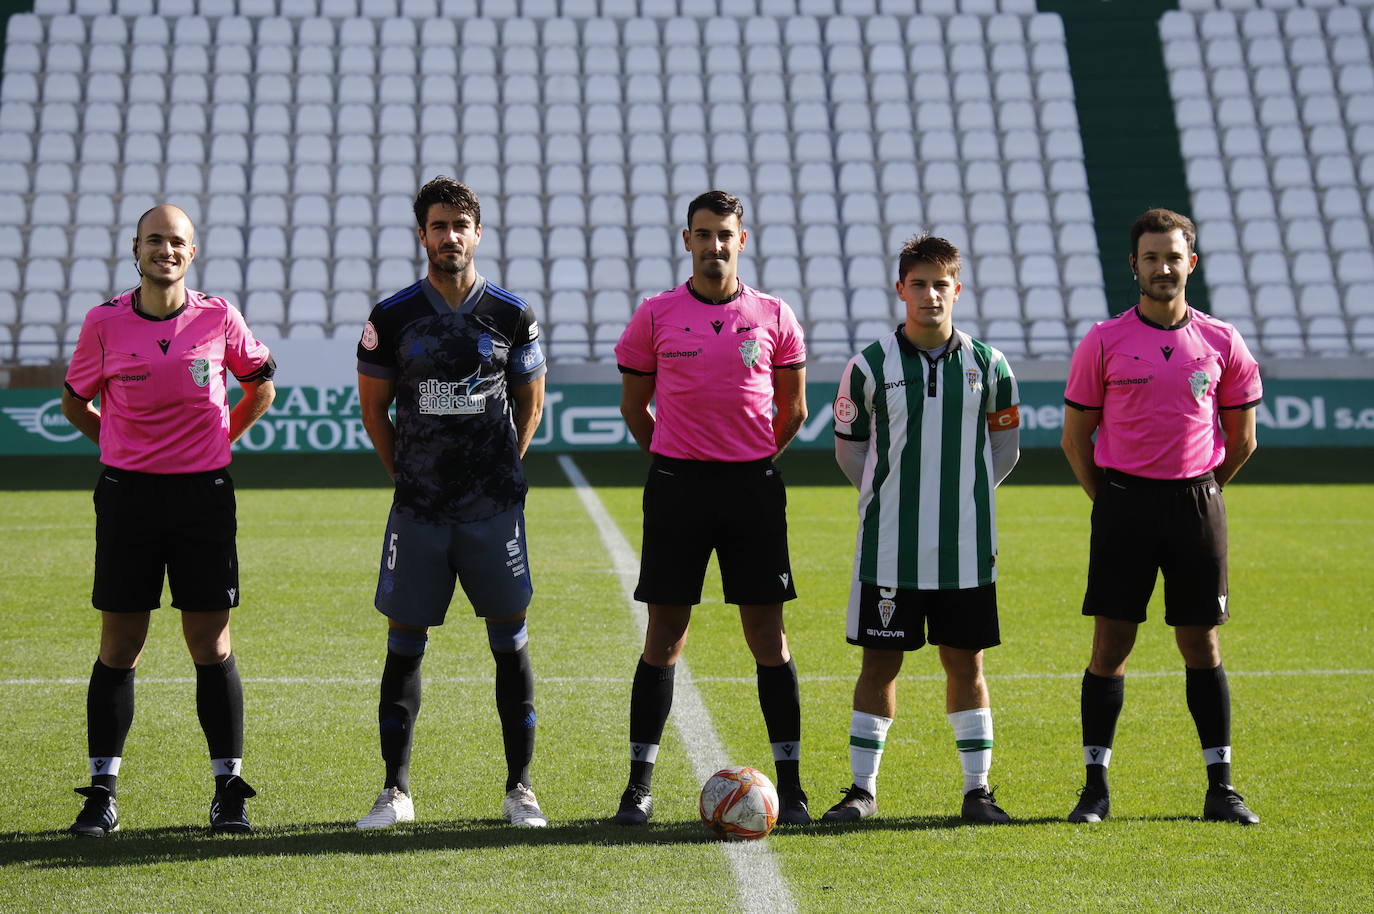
[558,454,797,914]
[5,669,1370,689]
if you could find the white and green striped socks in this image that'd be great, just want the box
[949,707,994,793]
[848,710,893,795]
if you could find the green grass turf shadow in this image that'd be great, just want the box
[3,819,756,869]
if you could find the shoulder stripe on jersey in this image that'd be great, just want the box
[378,281,423,309]
[485,282,529,310]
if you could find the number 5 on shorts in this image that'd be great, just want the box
[387,532,399,570]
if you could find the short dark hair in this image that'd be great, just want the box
[686,190,744,228]
[897,233,961,282]
[1130,208,1196,258]
[414,176,481,228]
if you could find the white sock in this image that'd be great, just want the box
[211,758,243,778]
[848,710,893,796]
[89,756,121,777]
[948,707,993,793]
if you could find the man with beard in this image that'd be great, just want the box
[62,204,276,836]
[1061,208,1263,825]
[610,190,812,826]
[354,177,548,829]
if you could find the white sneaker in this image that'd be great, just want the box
[356,787,414,829]
[502,784,548,827]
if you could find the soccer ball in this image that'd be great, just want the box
[698,766,779,841]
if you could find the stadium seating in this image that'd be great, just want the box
[1164,0,1374,356]
[2,0,1099,364]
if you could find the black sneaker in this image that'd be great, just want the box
[610,784,653,826]
[210,775,257,834]
[1203,785,1260,825]
[961,786,1010,824]
[820,784,876,823]
[1067,785,1110,823]
[776,786,812,826]
[69,785,119,837]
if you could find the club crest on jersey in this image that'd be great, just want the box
[1189,370,1211,400]
[739,338,761,368]
[477,333,494,361]
[360,321,379,351]
[966,368,983,394]
[188,358,211,387]
[877,587,897,629]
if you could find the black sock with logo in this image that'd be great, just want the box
[757,659,802,792]
[195,655,244,781]
[493,645,535,792]
[1081,670,1125,792]
[628,659,675,789]
[1186,664,1233,788]
[379,650,423,795]
[87,659,136,796]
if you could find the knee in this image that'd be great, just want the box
[486,615,528,654]
[939,648,984,685]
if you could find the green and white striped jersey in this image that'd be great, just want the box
[833,328,1020,590]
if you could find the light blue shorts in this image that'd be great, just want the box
[374,504,532,627]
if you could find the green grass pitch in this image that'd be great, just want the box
[0,451,1370,912]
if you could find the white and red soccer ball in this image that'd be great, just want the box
[699,766,779,841]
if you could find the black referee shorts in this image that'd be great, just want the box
[1083,469,1229,626]
[634,456,797,607]
[92,466,240,613]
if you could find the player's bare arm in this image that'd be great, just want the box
[1061,406,1102,500]
[228,379,275,445]
[1213,406,1258,489]
[358,373,398,479]
[771,367,807,457]
[619,372,657,455]
[60,388,101,445]
[511,376,546,459]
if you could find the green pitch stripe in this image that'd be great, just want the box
[956,739,994,752]
[850,736,886,750]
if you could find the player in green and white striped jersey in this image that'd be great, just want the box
[821,234,1022,826]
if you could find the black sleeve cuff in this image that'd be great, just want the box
[63,382,91,402]
[617,364,655,376]
[1220,398,1262,410]
[234,355,276,383]
[775,360,806,370]
[1064,398,1101,411]
[834,431,869,442]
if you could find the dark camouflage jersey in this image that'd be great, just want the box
[357,276,546,524]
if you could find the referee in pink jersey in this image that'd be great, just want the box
[1061,208,1262,826]
[60,205,276,836]
[609,190,812,826]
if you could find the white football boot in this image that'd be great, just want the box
[356,787,414,829]
[502,784,548,827]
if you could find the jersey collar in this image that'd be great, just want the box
[894,324,964,360]
[421,274,487,315]
[1133,304,1192,331]
[686,278,743,305]
[130,287,190,321]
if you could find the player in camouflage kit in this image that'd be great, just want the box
[354,177,549,829]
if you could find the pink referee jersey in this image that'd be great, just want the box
[1064,305,1262,479]
[65,289,273,474]
[615,281,807,462]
